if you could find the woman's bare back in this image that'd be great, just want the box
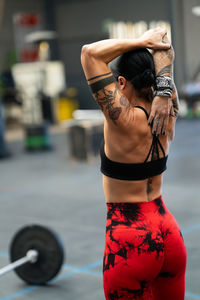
[103,105,176,203]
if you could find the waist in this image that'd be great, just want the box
[106,195,166,224]
[103,172,163,204]
[105,195,168,230]
[107,194,163,210]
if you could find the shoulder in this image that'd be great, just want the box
[132,107,150,134]
[106,105,149,137]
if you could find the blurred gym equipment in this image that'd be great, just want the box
[0,224,64,285]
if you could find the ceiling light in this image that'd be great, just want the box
[192,6,200,16]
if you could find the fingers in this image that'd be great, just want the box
[162,32,170,43]
[149,113,169,135]
[155,117,164,136]
[161,115,169,135]
[155,27,167,35]
[157,28,171,49]
[148,112,155,126]
[152,117,159,135]
[169,105,176,117]
[159,42,171,49]
[161,28,167,37]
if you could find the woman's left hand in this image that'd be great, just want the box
[148,96,173,135]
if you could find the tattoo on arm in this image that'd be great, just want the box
[94,85,122,124]
[89,75,115,94]
[157,64,172,77]
[166,49,173,60]
[87,72,112,82]
[88,73,131,124]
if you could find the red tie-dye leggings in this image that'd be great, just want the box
[103,195,187,300]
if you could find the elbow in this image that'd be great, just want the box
[81,44,89,64]
[81,44,90,57]
[81,44,95,62]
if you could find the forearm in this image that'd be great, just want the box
[152,47,174,77]
[82,38,144,64]
[82,27,170,65]
[81,28,170,80]
[171,82,179,116]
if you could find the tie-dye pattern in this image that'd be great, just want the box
[103,195,187,300]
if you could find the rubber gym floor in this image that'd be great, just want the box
[0,119,199,300]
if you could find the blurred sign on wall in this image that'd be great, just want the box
[104,20,171,41]
[13,13,43,62]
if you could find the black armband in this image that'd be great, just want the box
[89,75,115,94]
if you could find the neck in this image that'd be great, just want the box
[129,88,153,113]
[134,99,151,114]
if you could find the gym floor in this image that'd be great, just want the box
[0,119,199,300]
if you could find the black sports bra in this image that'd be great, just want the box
[100,106,168,181]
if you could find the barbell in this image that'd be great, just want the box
[0,224,65,285]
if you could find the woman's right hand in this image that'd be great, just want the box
[140,27,171,50]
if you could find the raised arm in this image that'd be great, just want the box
[149,39,179,135]
[81,28,170,127]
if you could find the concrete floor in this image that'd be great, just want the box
[0,119,199,300]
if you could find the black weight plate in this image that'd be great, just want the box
[10,225,65,285]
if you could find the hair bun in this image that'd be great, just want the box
[141,69,155,85]
[131,69,155,90]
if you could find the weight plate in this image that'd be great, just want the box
[10,224,65,285]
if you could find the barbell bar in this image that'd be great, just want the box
[0,224,65,285]
[0,249,38,276]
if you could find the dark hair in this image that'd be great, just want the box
[110,48,155,90]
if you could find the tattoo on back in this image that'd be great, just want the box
[94,85,122,124]
[147,178,153,194]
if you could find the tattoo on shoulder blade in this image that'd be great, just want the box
[157,64,172,77]
[119,95,130,110]
[94,85,122,124]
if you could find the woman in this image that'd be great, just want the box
[81,28,187,300]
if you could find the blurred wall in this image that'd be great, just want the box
[1,0,199,109]
[171,0,200,88]
[182,0,200,82]
[0,0,45,71]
